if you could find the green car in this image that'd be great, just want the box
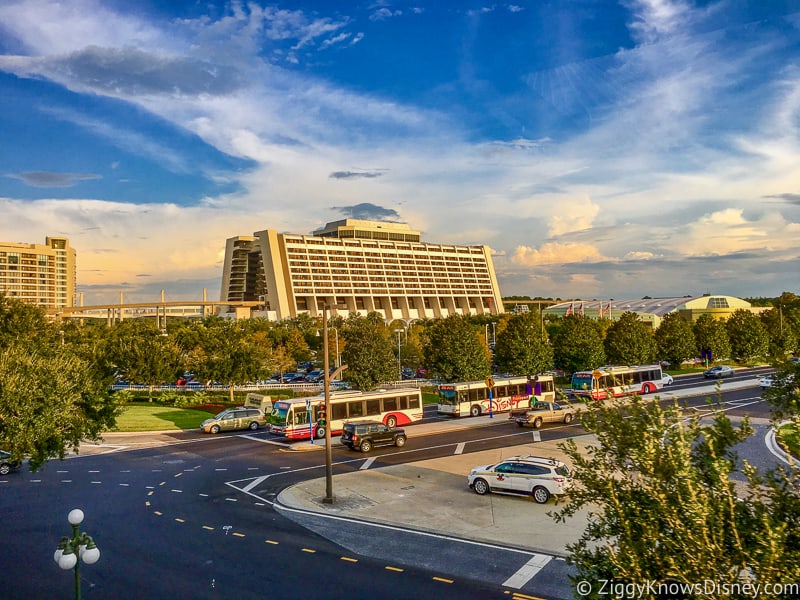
[200,407,266,434]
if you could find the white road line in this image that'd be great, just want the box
[360,457,376,470]
[454,442,465,455]
[531,431,541,442]
[242,475,268,493]
[239,434,288,446]
[503,553,552,588]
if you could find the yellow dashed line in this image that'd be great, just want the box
[145,501,150,507]
[159,481,166,486]
[147,491,154,496]
[265,540,279,545]
[154,511,162,516]
[433,577,454,584]
[233,532,245,538]
[174,472,182,478]
[202,526,214,531]
[385,566,403,573]
[301,548,316,553]
[175,518,185,523]
[512,594,546,600]
[340,557,358,563]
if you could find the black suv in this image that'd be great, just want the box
[340,421,407,453]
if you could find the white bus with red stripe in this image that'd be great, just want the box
[436,374,555,418]
[267,388,424,440]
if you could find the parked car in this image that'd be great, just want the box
[340,421,407,453]
[467,455,572,504]
[201,407,266,434]
[790,357,800,365]
[759,376,773,389]
[703,365,735,379]
[661,373,674,386]
[0,450,20,476]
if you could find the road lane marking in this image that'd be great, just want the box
[454,442,465,454]
[385,566,403,572]
[360,457,376,470]
[433,577,454,584]
[503,553,552,589]
[531,431,541,442]
[341,557,357,562]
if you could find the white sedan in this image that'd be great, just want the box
[661,373,674,386]
[759,376,773,389]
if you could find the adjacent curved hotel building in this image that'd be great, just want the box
[0,237,75,309]
[220,219,504,322]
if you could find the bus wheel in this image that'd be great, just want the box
[385,415,397,428]
[470,405,481,417]
[315,426,326,439]
[643,383,653,394]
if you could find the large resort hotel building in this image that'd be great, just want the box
[0,237,76,309]
[220,220,504,322]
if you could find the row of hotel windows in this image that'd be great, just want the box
[287,239,485,254]
[294,296,495,310]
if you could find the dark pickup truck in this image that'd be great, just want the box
[513,401,578,429]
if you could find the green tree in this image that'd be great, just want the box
[422,314,492,382]
[106,320,182,400]
[726,309,769,362]
[760,307,798,358]
[0,296,118,470]
[693,314,731,364]
[603,311,657,365]
[187,320,271,402]
[551,315,605,374]
[655,312,696,368]
[553,396,800,595]
[340,313,396,390]
[762,359,800,420]
[493,311,553,375]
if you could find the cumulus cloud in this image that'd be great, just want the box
[547,196,601,237]
[512,242,604,266]
[6,171,101,188]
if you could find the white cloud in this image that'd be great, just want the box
[512,242,605,267]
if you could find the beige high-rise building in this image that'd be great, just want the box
[0,237,76,309]
[220,219,504,322]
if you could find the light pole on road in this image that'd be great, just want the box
[53,508,101,600]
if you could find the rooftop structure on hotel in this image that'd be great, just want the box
[220,219,504,322]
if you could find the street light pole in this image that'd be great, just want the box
[322,305,335,504]
[53,508,100,600]
[395,329,402,380]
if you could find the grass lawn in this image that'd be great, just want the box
[113,404,221,432]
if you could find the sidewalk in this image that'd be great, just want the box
[277,417,597,556]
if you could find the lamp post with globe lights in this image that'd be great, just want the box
[53,508,100,600]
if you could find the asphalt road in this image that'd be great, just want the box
[0,367,784,600]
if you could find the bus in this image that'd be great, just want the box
[571,364,664,400]
[437,374,556,418]
[267,388,424,440]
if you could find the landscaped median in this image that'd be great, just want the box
[777,421,800,459]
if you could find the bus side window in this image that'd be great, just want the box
[366,399,381,416]
[410,394,421,409]
[384,396,397,411]
[348,401,364,418]
[295,410,309,426]
[398,395,408,410]
[332,403,347,421]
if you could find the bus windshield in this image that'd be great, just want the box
[438,387,457,406]
[571,374,593,391]
[268,402,290,426]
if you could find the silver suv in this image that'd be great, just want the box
[201,407,266,434]
[467,455,571,504]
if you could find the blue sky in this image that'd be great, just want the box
[1,0,799,305]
